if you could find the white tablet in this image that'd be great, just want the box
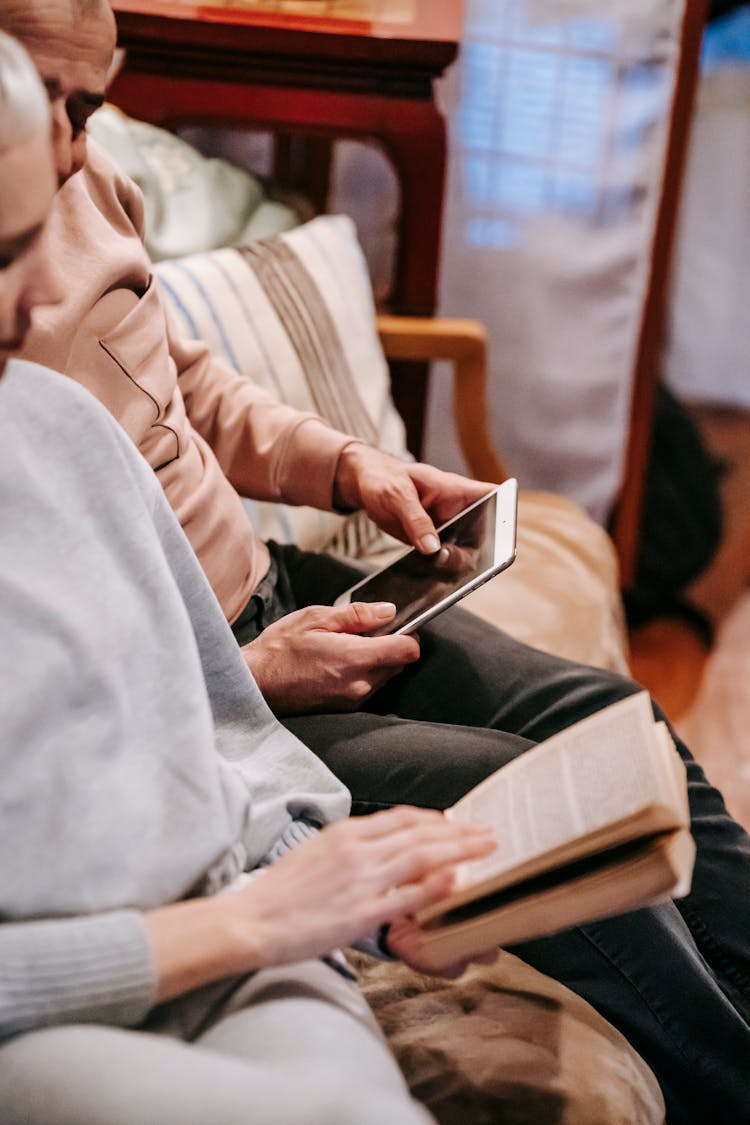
[334,478,518,636]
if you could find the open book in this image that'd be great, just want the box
[413,691,695,966]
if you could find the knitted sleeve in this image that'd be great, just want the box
[0,912,156,1043]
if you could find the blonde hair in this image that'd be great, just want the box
[0,30,49,154]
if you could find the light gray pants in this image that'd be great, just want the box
[0,959,433,1125]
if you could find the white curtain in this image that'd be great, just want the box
[425,0,685,524]
[664,13,750,407]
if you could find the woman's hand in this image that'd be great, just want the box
[225,808,497,967]
[144,808,497,1004]
[386,916,500,980]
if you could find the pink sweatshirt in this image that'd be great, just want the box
[19,142,352,624]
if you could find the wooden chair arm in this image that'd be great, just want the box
[376,314,509,484]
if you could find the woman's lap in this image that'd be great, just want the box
[0,961,432,1125]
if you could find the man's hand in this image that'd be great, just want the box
[241,602,420,715]
[333,443,494,554]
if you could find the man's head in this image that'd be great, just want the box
[0,0,116,186]
[0,31,60,373]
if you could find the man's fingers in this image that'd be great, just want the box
[332,602,419,655]
[331,600,396,632]
[369,473,441,554]
[395,497,440,555]
[297,601,399,636]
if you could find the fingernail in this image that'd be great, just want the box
[419,534,441,554]
[374,602,397,619]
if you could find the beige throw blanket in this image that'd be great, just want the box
[352,951,665,1125]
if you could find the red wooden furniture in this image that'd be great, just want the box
[609,0,708,587]
[109,0,464,454]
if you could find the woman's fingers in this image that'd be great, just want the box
[377,826,496,888]
[333,808,497,886]
[376,867,458,922]
[346,806,449,839]
[327,813,497,934]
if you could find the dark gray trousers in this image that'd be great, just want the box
[233,543,750,1125]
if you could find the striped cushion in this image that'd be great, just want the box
[155,214,409,556]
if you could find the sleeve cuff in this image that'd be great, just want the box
[259,818,319,866]
[0,911,157,1041]
[276,418,355,511]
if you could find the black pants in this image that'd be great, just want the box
[233,543,750,1124]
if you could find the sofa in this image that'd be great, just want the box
[89,108,659,1122]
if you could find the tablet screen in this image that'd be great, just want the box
[347,484,516,636]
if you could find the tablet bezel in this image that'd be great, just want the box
[335,478,518,636]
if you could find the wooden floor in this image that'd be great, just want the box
[628,404,750,832]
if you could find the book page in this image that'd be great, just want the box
[446,691,672,890]
[655,721,690,823]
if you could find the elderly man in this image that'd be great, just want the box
[4,3,750,1121]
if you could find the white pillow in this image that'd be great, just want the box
[155,214,409,556]
[90,105,300,262]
